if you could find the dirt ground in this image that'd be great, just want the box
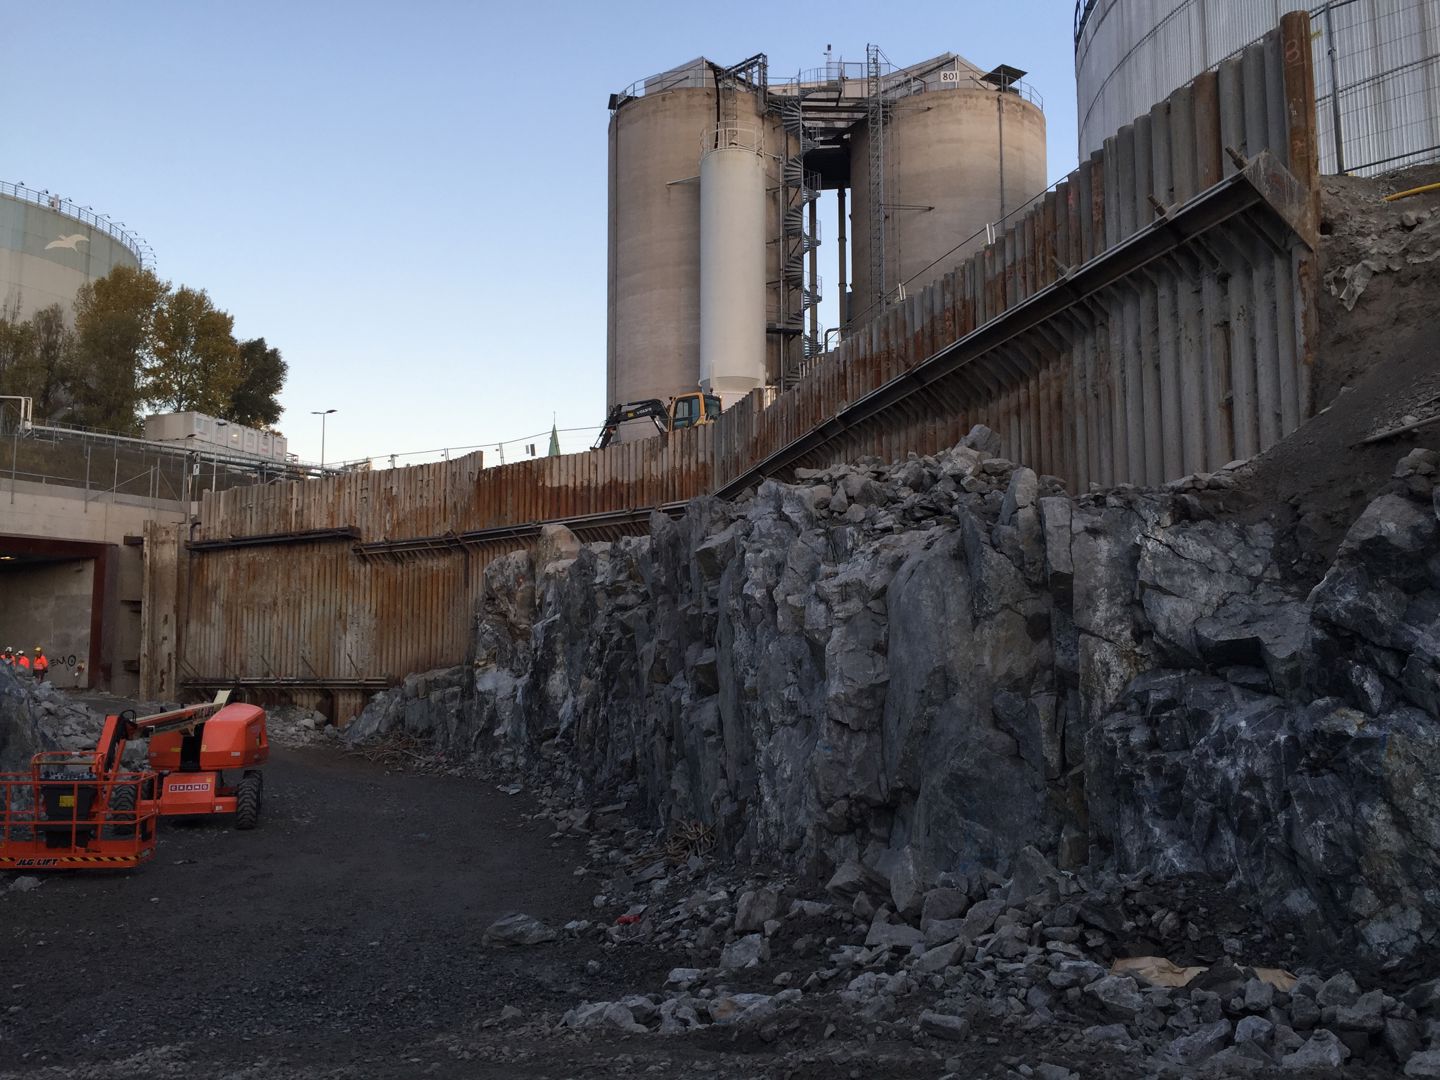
[1201,164,1440,578]
[1,744,1372,1080]
[0,747,971,1080]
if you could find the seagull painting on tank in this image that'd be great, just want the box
[45,233,89,251]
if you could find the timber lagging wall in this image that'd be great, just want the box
[142,14,1319,707]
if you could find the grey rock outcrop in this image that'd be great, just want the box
[0,662,103,772]
[344,666,468,746]
[352,435,1440,959]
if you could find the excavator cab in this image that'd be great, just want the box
[593,391,724,449]
[669,392,722,430]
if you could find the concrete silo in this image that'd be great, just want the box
[848,60,1048,320]
[606,58,782,419]
[606,48,1049,420]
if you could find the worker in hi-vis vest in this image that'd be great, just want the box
[33,647,48,682]
[15,650,30,672]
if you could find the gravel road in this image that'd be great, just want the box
[1,740,1376,1079]
[0,747,672,1078]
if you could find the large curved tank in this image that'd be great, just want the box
[700,128,768,401]
[848,77,1047,320]
[1075,0,1440,174]
[0,184,145,321]
[607,61,784,418]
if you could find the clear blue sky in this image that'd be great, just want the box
[5,0,1079,466]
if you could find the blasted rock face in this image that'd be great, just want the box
[1089,671,1440,957]
[1086,480,1440,960]
[347,433,1440,960]
[0,663,47,773]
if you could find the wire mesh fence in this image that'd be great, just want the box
[1076,0,1440,178]
[1,425,271,506]
[329,423,598,472]
[1312,0,1440,175]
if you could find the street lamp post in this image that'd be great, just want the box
[311,409,337,472]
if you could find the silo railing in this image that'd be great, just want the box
[0,180,154,269]
[703,123,765,154]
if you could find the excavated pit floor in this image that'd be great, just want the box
[0,743,1374,1079]
[0,747,955,1079]
[0,748,646,1078]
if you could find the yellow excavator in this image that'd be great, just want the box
[592,392,722,450]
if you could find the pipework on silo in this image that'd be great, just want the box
[605,48,1046,436]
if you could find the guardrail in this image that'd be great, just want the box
[0,180,154,269]
[618,55,1043,111]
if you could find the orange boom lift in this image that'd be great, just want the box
[0,692,269,871]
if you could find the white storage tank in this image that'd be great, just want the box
[700,125,768,403]
[607,59,785,425]
[0,183,146,323]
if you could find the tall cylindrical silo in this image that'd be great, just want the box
[1074,0,1440,175]
[848,81,1047,321]
[607,62,784,425]
[700,127,768,402]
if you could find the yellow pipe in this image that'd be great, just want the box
[1383,181,1440,202]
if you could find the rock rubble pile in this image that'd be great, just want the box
[492,794,1440,1077]
[0,669,105,770]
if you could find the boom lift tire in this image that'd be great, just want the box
[104,783,133,835]
[105,789,154,846]
[235,772,262,831]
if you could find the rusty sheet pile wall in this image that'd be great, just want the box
[142,428,714,709]
[143,14,1321,705]
[713,12,1319,494]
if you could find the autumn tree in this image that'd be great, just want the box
[68,266,166,433]
[228,337,287,428]
[0,302,36,397]
[146,286,241,415]
[16,305,74,417]
[0,267,288,432]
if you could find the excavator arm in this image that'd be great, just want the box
[592,399,670,450]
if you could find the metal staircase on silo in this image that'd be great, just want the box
[866,44,891,319]
[779,92,822,386]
